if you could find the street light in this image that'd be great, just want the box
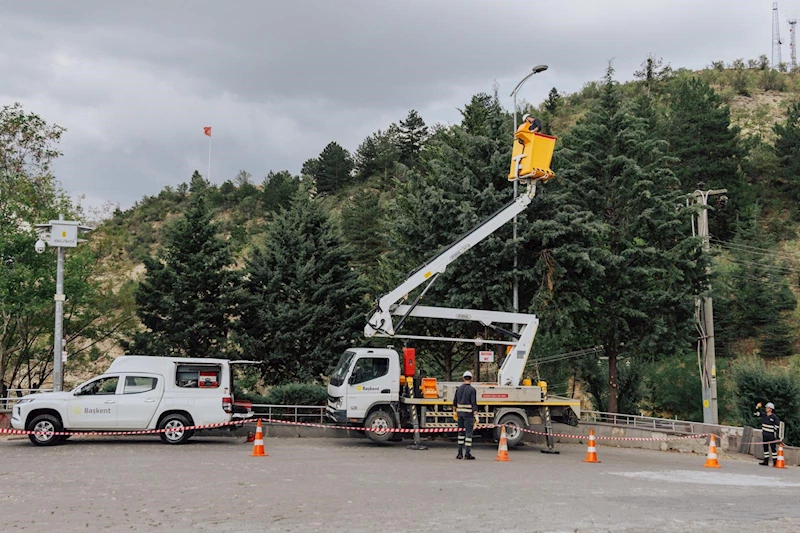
[34,214,94,392]
[509,64,549,330]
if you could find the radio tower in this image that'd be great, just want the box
[773,2,783,68]
[790,18,798,70]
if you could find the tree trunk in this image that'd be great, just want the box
[608,351,619,413]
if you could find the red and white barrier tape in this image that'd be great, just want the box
[0,416,719,442]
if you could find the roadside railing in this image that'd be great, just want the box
[250,404,327,424]
[581,410,739,434]
[1,389,53,410]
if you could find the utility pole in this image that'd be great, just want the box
[691,187,727,426]
[34,215,94,392]
[789,18,797,71]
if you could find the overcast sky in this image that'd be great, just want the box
[1,0,794,211]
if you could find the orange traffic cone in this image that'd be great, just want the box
[703,434,720,468]
[495,425,510,462]
[250,419,268,457]
[583,429,600,463]
[774,443,786,469]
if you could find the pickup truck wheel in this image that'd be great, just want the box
[159,414,194,445]
[28,414,62,447]
[364,410,395,443]
[495,413,526,447]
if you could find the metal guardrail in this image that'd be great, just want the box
[1,389,54,409]
[581,410,739,434]
[250,404,327,424]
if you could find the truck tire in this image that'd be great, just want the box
[158,413,194,445]
[28,414,63,447]
[495,413,526,447]
[364,410,396,443]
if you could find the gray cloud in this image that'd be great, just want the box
[0,0,786,210]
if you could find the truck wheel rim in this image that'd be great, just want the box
[505,422,521,440]
[34,420,55,441]
[372,418,389,435]
[165,420,185,440]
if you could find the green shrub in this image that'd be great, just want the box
[730,356,800,445]
[264,383,328,406]
[643,352,703,422]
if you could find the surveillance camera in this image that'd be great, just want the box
[35,239,46,254]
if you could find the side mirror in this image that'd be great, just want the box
[348,374,356,385]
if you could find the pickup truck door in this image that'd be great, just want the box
[66,376,121,429]
[117,374,164,429]
[346,356,392,420]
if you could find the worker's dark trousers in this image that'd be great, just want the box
[457,414,474,455]
[763,434,777,462]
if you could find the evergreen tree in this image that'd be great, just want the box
[633,54,673,96]
[341,187,385,276]
[302,142,353,196]
[460,93,505,139]
[544,88,561,114]
[261,170,299,212]
[237,186,366,384]
[126,195,238,357]
[662,76,747,237]
[189,170,209,196]
[537,65,708,413]
[773,101,800,206]
[354,129,400,181]
[397,110,429,168]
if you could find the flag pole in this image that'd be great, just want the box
[207,134,212,181]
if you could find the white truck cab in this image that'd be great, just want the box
[327,348,401,424]
[11,355,248,446]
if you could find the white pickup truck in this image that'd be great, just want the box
[11,356,250,446]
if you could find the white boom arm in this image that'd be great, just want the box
[364,180,542,386]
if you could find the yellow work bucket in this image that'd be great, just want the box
[508,132,557,181]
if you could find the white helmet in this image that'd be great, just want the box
[463,371,473,379]
[766,402,775,410]
[522,113,531,121]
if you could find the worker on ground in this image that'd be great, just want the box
[454,370,479,460]
[517,113,542,134]
[754,402,781,465]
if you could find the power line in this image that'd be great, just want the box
[711,238,800,259]
[724,258,799,275]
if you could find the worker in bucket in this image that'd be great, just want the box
[754,402,781,465]
[517,113,542,134]
[454,371,479,460]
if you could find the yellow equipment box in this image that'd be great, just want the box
[508,132,557,181]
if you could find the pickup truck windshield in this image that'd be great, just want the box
[329,351,355,387]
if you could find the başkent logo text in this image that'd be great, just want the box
[84,407,112,415]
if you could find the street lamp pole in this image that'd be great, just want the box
[509,65,548,331]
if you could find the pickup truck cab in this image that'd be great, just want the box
[11,355,246,446]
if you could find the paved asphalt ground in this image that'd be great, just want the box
[1,434,799,533]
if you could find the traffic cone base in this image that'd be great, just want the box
[774,444,786,469]
[251,419,268,457]
[703,434,720,468]
[583,429,600,463]
[495,426,510,462]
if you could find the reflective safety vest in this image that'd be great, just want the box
[755,410,781,436]
[453,383,478,414]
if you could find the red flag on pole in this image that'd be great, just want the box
[203,126,212,137]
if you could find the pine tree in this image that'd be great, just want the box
[774,102,800,205]
[126,195,238,357]
[662,77,747,237]
[397,110,429,168]
[341,187,385,276]
[302,142,353,196]
[261,170,299,212]
[460,93,505,139]
[537,65,708,413]
[237,186,366,384]
[544,88,561,114]
[354,129,400,181]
